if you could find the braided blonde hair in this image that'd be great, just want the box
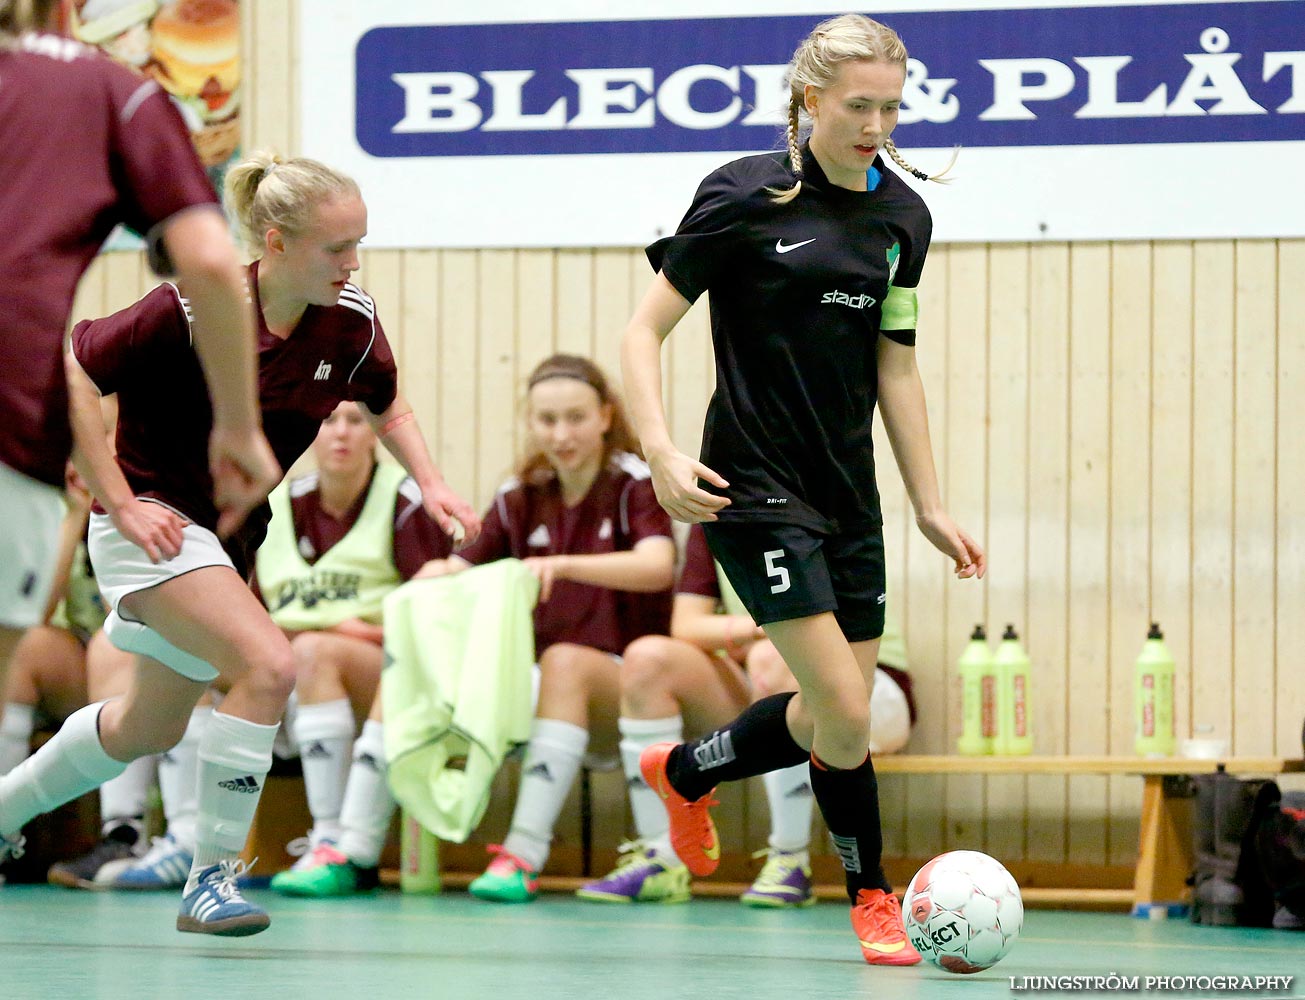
[224,150,361,258]
[769,13,946,204]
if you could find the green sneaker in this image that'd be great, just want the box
[576,841,691,904]
[269,844,379,897]
[468,845,539,903]
[740,848,816,907]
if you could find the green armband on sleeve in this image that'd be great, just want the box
[881,285,919,331]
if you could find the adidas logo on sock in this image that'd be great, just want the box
[785,782,814,799]
[356,753,381,771]
[218,775,261,794]
[626,775,648,789]
[303,742,331,759]
[525,762,553,781]
[158,751,176,765]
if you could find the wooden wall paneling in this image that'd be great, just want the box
[247,0,295,154]
[1231,241,1279,755]
[477,250,522,502]
[1066,243,1111,867]
[1106,242,1153,866]
[516,250,560,471]
[436,251,480,508]
[100,251,146,317]
[985,243,1031,860]
[900,246,950,859]
[70,255,108,327]
[1275,240,1305,756]
[1189,241,1236,752]
[1025,242,1071,866]
[1149,241,1195,750]
[554,250,595,358]
[940,244,989,851]
[396,250,445,473]
[591,249,634,387]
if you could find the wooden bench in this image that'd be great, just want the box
[872,754,1305,916]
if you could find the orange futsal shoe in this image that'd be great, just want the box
[639,742,721,877]
[851,888,923,966]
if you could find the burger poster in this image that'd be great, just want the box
[64,0,241,246]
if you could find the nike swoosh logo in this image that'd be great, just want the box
[859,939,908,954]
[775,238,816,254]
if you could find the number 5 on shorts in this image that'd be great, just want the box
[764,549,791,594]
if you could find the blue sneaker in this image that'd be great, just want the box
[114,834,193,891]
[176,860,270,936]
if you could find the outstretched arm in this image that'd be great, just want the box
[621,273,730,523]
[163,207,280,537]
[877,337,985,579]
[364,393,481,547]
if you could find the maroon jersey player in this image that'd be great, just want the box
[422,354,675,902]
[0,2,275,768]
[0,151,476,936]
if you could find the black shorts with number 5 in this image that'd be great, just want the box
[702,521,886,642]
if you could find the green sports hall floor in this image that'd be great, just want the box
[1,886,1301,1000]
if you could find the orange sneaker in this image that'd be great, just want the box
[639,742,721,877]
[851,888,923,966]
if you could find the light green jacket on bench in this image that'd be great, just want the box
[382,559,539,842]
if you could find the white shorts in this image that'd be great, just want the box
[87,508,228,682]
[0,462,65,629]
[869,667,911,755]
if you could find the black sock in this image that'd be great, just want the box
[665,692,808,802]
[810,751,891,902]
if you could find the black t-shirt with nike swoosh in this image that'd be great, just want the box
[647,143,932,535]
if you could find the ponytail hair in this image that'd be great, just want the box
[0,0,57,39]
[517,354,640,486]
[768,13,953,203]
[224,150,361,258]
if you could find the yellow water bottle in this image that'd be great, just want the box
[993,624,1033,755]
[1134,622,1176,757]
[399,809,440,894]
[957,625,995,755]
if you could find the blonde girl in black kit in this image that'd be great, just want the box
[621,13,984,965]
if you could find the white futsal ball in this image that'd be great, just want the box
[902,850,1023,974]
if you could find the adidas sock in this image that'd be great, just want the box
[619,715,683,858]
[188,710,278,892]
[157,706,210,852]
[0,702,128,839]
[0,703,36,774]
[336,720,394,868]
[666,693,807,802]
[293,699,355,845]
[502,718,587,872]
[765,763,815,854]
[810,751,891,902]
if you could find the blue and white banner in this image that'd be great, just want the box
[300,0,1305,246]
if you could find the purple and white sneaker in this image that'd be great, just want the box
[576,842,691,904]
[740,849,816,907]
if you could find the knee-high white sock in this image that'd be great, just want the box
[0,703,36,775]
[188,710,278,891]
[293,699,355,845]
[765,763,815,854]
[618,715,683,859]
[336,720,394,867]
[0,702,127,839]
[502,718,588,872]
[157,706,210,851]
